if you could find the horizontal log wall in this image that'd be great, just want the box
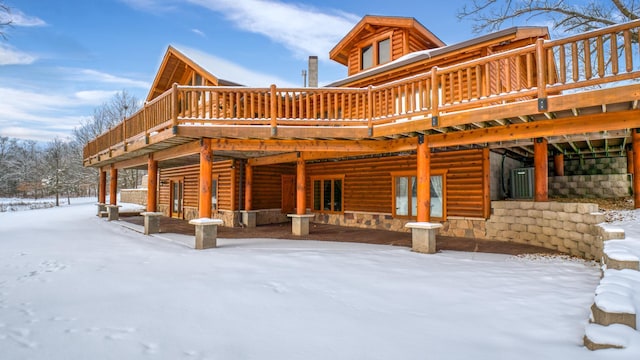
[158,160,236,214]
[252,164,295,209]
[305,148,488,218]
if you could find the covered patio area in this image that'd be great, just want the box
[118,214,559,256]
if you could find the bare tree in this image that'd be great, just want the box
[73,90,144,194]
[0,2,11,39]
[458,0,639,34]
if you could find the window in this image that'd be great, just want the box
[312,176,344,213]
[392,172,446,219]
[360,37,391,70]
[394,175,417,217]
[211,176,219,211]
[361,45,373,70]
[377,38,390,65]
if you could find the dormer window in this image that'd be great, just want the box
[362,45,374,70]
[361,37,391,70]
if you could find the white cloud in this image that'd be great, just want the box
[187,0,359,58]
[0,86,119,141]
[75,69,150,88]
[191,28,206,37]
[0,8,46,27]
[175,45,299,87]
[0,44,37,65]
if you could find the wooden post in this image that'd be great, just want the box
[554,153,565,177]
[633,129,640,209]
[199,138,213,218]
[270,84,277,136]
[99,169,107,204]
[147,155,158,212]
[534,138,549,202]
[109,166,118,206]
[536,38,548,110]
[296,154,306,215]
[171,83,179,134]
[482,147,491,219]
[367,86,373,136]
[416,134,431,222]
[627,149,634,174]
[245,163,253,211]
[430,67,439,125]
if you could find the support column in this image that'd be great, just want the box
[633,130,640,209]
[534,137,548,202]
[98,170,107,204]
[109,166,118,205]
[416,134,431,222]
[296,155,306,215]
[147,155,158,212]
[288,154,313,236]
[97,169,107,216]
[627,149,634,175]
[242,163,257,228]
[199,138,213,219]
[245,163,253,211]
[554,153,565,177]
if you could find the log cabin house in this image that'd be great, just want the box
[84,15,640,258]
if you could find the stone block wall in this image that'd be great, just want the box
[313,212,411,233]
[551,156,627,176]
[120,189,147,206]
[549,174,631,198]
[439,217,487,239]
[485,201,604,260]
[256,209,289,225]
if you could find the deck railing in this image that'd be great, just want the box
[84,19,640,161]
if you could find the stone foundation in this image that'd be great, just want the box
[120,188,148,206]
[255,209,290,225]
[439,217,487,239]
[313,211,411,232]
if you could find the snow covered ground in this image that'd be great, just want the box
[1,199,639,359]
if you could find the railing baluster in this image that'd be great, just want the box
[597,35,605,77]
[611,33,619,75]
[572,42,579,82]
[584,39,592,79]
[624,30,632,72]
[558,45,566,84]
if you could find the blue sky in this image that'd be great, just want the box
[0,0,501,141]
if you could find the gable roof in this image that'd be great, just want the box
[146,46,241,102]
[329,15,446,66]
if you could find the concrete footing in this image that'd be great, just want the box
[241,210,258,228]
[96,203,107,216]
[188,218,224,249]
[405,222,443,254]
[106,205,121,221]
[141,212,163,235]
[287,214,315,236]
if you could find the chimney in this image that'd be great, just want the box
[308,56,318,87]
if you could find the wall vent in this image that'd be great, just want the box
[511,167,534,199]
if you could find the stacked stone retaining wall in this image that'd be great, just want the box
[549,174,631,198]
[486,201,604,260]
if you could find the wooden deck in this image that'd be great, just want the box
[84,20,640,168]
[119,215,559,256]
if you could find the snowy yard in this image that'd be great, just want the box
[1,199,639,359]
